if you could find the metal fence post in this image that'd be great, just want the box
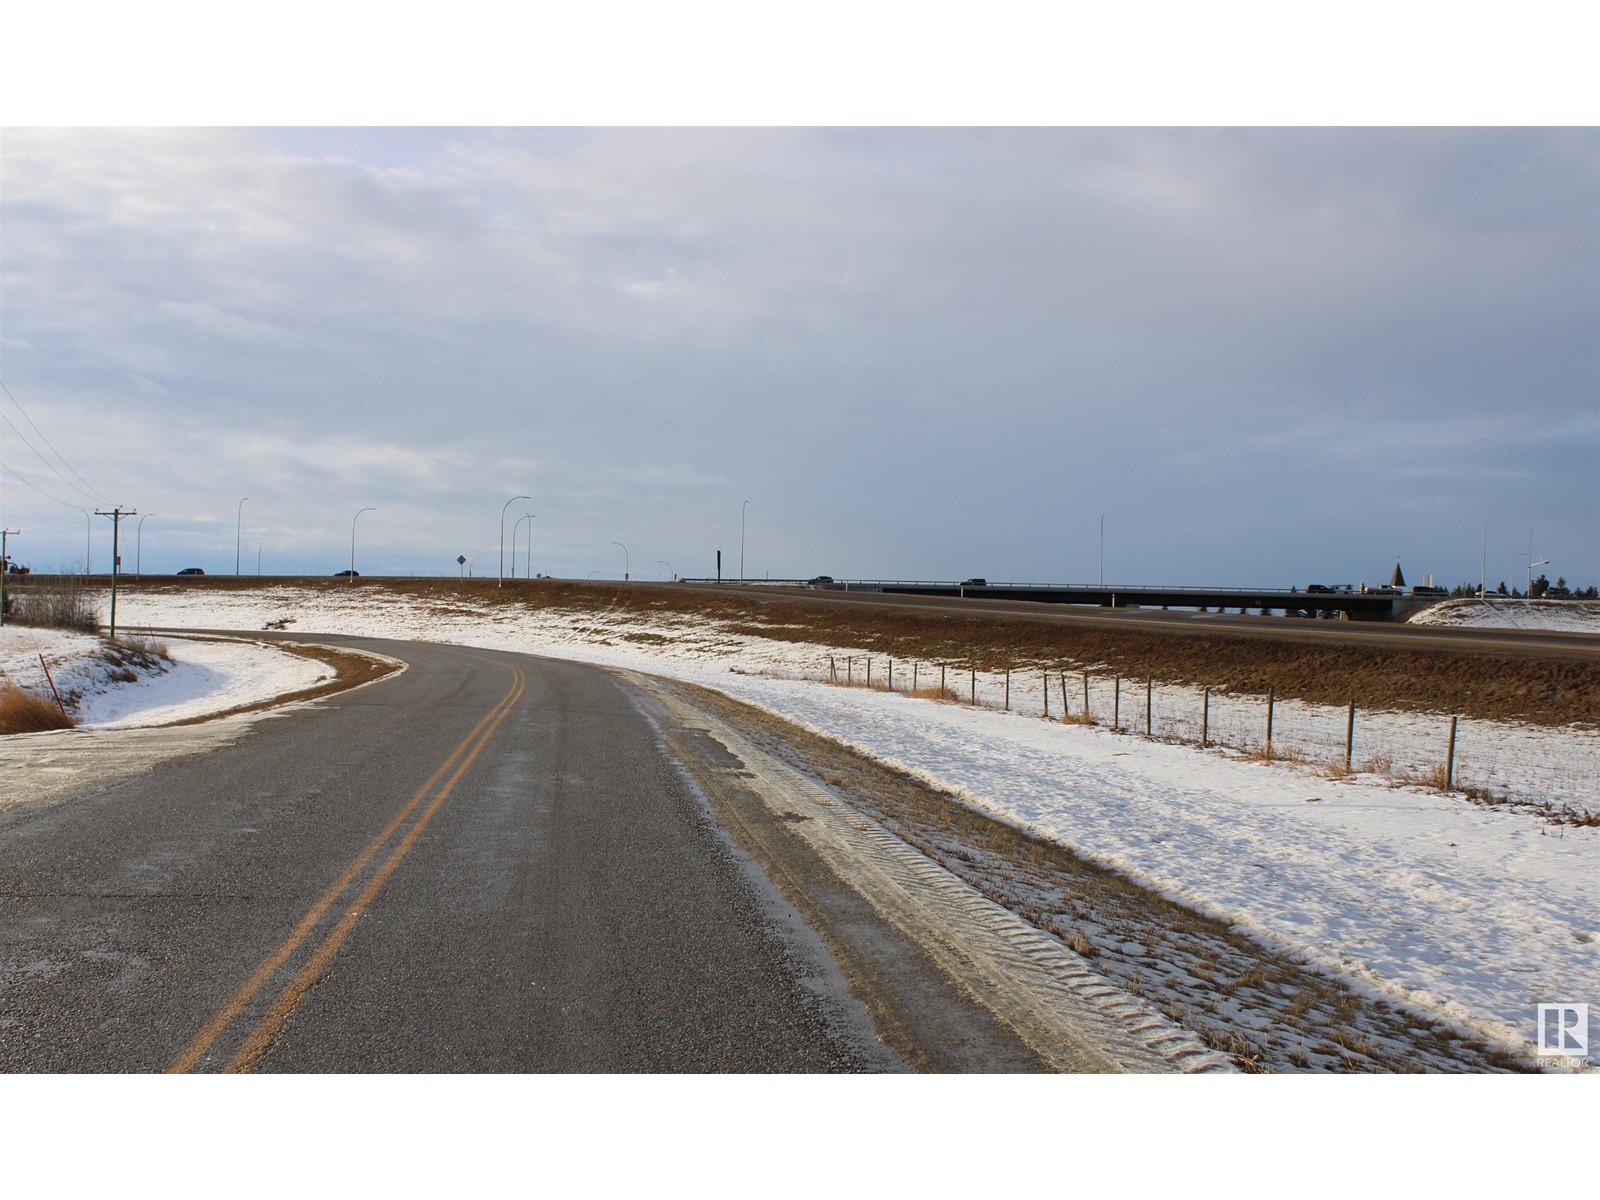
[1082,671,1090,719]
[1005,669,1010,711]
[1345,700,1355,770]
[1266,687,1275,752]
[971,666,976,705]
[1113,674,1120,729]
[1043,670,1049,719]
[1446,715,1458,791]
[1202,686,1210,746]
[1146,676,1153,737]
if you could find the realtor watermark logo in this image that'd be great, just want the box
[1536,1003,1588,1059]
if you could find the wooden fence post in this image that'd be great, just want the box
[1005,669,1011,711]
[1266,687,1275,752]
[1345,701,1355,770]
[1202,687,1210,746]
[1446,715,1458,791]
[971,666,976,705]
[1082,671,1090,720]
[1113,674,1120,729]
[1043,670,1049,719]
[1145,676,1153,737]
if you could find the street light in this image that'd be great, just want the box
[83,510,91,575]
[1099,513,1105,587]
[500,495,531,587]
[659,559,674,581]
[513,513,536,579]
[740,499,748,584]
[257,542,264,576]
[611,541,629,581]
[351,507,375,581]
[1528,558,1550,597]
[136,513,152,578]
[236,497,248,576]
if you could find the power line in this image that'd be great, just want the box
[0,461,86,510]
[0,411,105,507]
[0,378,112,505]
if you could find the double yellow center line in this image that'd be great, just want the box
[167,654,526,1073]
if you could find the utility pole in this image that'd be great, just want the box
[0,529,18,628]
[95,506,136,639]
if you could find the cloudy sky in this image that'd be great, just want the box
[2,126,1596,589]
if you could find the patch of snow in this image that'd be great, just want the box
[1410,597,1600,633]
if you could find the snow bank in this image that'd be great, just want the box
[1411,597,1600,633]
[0,624,329,728]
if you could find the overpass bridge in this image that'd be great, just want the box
[684,579,1442,621]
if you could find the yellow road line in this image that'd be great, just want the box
[166,654,524,1074]
[223,667,525,1072]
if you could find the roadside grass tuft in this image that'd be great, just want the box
[0,683,76,733]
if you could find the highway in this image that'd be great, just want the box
[681,583,1600,661]
[0,635,1214,1073]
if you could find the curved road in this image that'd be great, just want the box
[0,637,895,1072]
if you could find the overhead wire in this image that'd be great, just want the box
[0,378,113,506]
[0,461,88,511]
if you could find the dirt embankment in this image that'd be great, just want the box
[117,575,1600,728]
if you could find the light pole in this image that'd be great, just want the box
[136,513,152,578]
[351,507,375,580]
[1099,513,1105,587]
[513,513,536,579]
[499,494,531,587]
[236,497,248,576]
[611,541,629,581]
[257,542,264,575]
[83,510,91,575]
[659,559,675,581]
[1528,558,1549,597]
[740,499,748,584]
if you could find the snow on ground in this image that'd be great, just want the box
[1411,596,1600,633]
[0,624,329,728]
[109,585,1598,1061]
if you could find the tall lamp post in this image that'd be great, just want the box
[513,513,536,579]
[1099,513,1105,587]
[257,542,265,576]
[740,499,748,584]
[236,497,248,576]
[500,494,531,587]
[136,513,152,578]
[659,559,674,581]
[351,507,375,581]
[83,510,91,575]
[611,541,630,581]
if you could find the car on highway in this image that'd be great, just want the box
[332,569,360,577]
[960,577,987,587]
[177,567,205,576]
[807,575,835,589]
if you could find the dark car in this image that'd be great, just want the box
[177,567,205,576]
[807,575,835,589]
[333,569,360,577]
[960,577,987,587]
[1305,583,1334,593]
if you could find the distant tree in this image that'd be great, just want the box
[1496,581,1509,596]
[1530,574,1551,598]
[1580,585,1599,600]
[1549,576,1571,598]
[1450,582,1476,598]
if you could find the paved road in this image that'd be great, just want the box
[0,637,895,1072]
[682,584,1600,660]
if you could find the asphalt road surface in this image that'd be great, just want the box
[0,637,905,1073]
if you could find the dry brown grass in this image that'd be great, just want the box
[0,683,76,733]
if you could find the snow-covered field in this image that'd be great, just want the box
[84,584,1594,1066]
[0,624,328,727]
